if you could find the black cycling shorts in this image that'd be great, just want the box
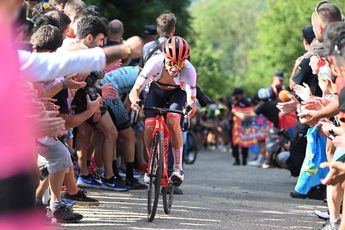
[144,82,186,119]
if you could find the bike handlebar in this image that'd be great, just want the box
[130,103,192,131]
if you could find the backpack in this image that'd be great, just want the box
[138,37,166,67]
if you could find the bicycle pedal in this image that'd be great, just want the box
[171,176,183,187]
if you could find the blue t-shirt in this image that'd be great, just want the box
[101,66,140,95]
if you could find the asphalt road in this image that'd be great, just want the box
[62,149,327,230]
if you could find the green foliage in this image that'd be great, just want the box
[191,0,344,98]
[189,0,265,99]
[245,0,345,94]
[84,0,192,38]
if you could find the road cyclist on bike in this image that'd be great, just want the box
[129,36,198,186]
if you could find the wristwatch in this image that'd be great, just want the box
[329,129,337,137]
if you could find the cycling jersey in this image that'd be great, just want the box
[136,53,197,105]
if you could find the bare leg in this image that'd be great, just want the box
[95,112,118,179]
[35,178,49,201]
[144,118,156,151]
[329,184,343,223]
[118,127,136,163]
[166,114,183,170]
[49,171,65,203]
[63,165,79,195]
[134,124,147,165]
[93,135,103,165]
[75,123,93,176]
[339,181,345,230]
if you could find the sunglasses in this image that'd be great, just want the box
[314,1,329,25]
[165,59,185,69]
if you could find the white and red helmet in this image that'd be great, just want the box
[163,36,190,62]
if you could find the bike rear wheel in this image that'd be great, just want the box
[147,131,163,222]
[183,131,198,164]
[162,184,174,214]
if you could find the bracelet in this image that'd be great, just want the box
[61,80,67,89]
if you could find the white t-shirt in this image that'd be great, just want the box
[137,53,197,104]
[18,47,106,82]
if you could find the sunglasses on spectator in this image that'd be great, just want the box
[165,59,185,69]
[314,1,329,25]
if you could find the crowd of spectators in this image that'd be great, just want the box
[1,1,345,230]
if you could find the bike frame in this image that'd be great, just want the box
[149,114,171,187]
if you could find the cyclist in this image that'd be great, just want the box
[129,36,197,186]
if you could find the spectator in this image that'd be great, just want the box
[63,0,87,21]
[49,0,68,11]
[139,12,176,67]
[107,19,124,46]
[31,24,86,223]
[142,24,157,44]
[45,10,71,39]
[268,71,284,101]
[231,88,251,165]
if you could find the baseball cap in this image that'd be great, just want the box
[143,24,157,36]
[232,87,244,95]
[274,71,284,80]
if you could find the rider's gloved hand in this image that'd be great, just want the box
[131,98,142,112]
[188,101,198,119]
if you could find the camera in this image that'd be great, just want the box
[85,86,99,101]
[84,69,104,101]
[39,164,49,181]
[85,69,105,86]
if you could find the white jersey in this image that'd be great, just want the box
[137,53,197,103]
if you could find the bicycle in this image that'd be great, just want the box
[132,105,190,221]
[182,130,198,164]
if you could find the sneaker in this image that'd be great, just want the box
[93,174,103,185]
[52,203,83,223]
[61,198,76,207]
[126,178,147,190]
[143,173,150,184]
[314,209,330,220]
[101,177,129,192]
[261,162,271,169]
[170,168,184,187]
[62,189,99,206]
[248,155,264,167]
[77,174,102,189]
[118,167,141,178]
[321,219,340,230]
[289,191,308,199]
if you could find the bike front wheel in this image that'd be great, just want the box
[147,131,163,222]
[162,183,174,214]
